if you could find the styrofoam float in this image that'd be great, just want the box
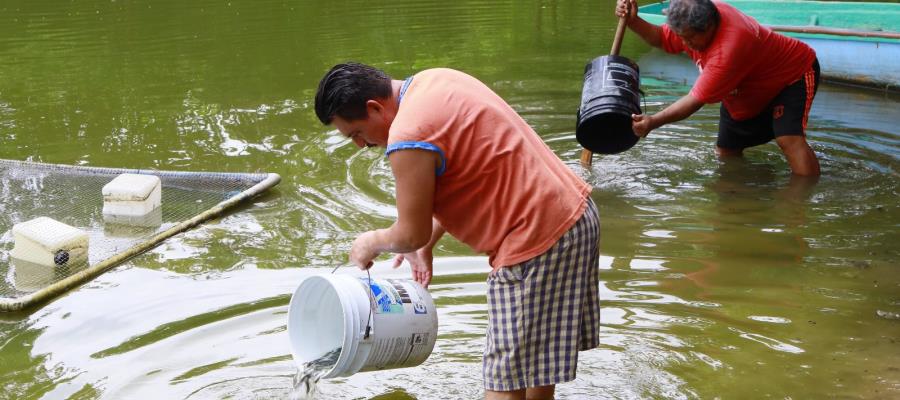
[102,173,161,217]
[11,217,89,267]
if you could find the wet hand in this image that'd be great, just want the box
[392,249,433,288]
[616,0,638,21]
[349,231,378,270]
[632,113,654,138]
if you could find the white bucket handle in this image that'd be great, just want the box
[331,264,375,340]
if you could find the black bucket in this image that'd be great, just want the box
[576,55,642,154]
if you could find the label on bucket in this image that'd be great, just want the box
[361,278,429,315]
[365,332,434,369]
[341,277,438,374]
[388,279,429,316]
[363,279,405,314]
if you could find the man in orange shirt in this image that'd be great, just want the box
[315,63,600,399]
[619,0,821,176]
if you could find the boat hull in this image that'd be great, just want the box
[798,36,900,90]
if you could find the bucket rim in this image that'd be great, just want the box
[287,274,362,378]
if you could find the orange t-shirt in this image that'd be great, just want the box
[660,1,816,120]
[387,68,591,269]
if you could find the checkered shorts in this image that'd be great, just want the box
[483,198,601,391]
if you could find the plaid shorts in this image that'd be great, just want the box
[483,198,601,391]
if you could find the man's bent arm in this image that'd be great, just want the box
[374,149,439,253]
[628,16,663,48]
[349,148,441,268]
[637,94,705,136]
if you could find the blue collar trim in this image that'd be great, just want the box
[398,76,413,104]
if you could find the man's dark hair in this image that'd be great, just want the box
[667,0,720,33]
[314,62,393,125]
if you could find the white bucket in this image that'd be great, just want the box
[287,274,438,378]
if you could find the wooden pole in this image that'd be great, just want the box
[581,16,629,167]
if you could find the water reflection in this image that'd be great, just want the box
[703,159,815,263]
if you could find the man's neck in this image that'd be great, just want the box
[391,79,404,103]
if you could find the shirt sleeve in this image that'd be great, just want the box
[388,94,448,175]
[660,24,686,54]
[389,107,432,144]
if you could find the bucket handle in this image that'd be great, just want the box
[331,264,376,340]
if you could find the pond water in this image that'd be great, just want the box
[0,1,897,399]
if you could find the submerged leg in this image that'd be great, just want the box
[485,389,525,400]
[483,383,555,399]
[716,146,744,158]
[775,135,820,176]
[525,384,555,399]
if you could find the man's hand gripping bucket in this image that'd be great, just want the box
[287,272,438,378]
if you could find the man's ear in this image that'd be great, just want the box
[366,99,384,116]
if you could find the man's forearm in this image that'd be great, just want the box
[425,218,445,249]
[650,94,705,129]
[627,17,663,48]
[368,218,444,255]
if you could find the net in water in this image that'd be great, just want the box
[0,159,280,311]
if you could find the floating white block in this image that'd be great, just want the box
[10,217,89,267]
[102,173,161,217]
[103,207,163,238]
[103,206,162,227]
[12,258,56,292]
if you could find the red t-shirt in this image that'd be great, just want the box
[659,1,816,120]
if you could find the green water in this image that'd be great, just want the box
[0,0,897,399]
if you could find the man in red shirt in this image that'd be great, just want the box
[618,0,821,176]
